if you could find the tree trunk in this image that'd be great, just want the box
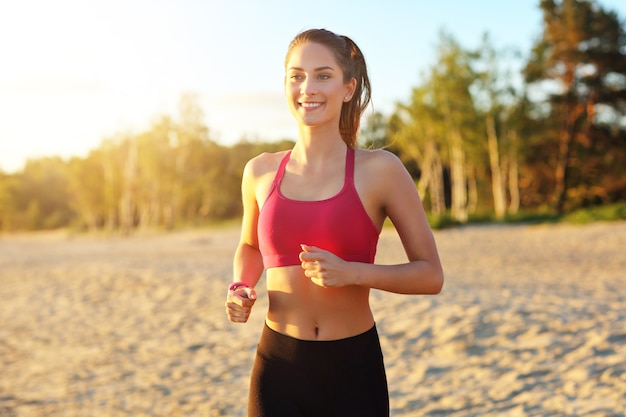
[486,114,506,220]
[430,151,445,215]
[507,130,520,214]
[450,131,468,223]
[416,140,435,199]
[467,165,478,215]
[397,135,443,215]
[553,128,573,213]
[553,99,585,213]
[119,140,137,235]
[102,150,117,233]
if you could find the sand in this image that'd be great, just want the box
[1,221,625,416]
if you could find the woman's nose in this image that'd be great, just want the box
[300,78,316,96]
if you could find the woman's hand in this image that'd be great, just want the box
[225,286,257,323]
[299,244,355,288]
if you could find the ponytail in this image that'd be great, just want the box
[286,29,372,148]
[338,35,371,147]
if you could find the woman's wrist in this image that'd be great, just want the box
[228,281,252,291]
[351,262,368,287]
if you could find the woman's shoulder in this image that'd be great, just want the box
[245,150,290,178]
[355,148,405,172]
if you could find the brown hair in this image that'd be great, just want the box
[285,28,372,148]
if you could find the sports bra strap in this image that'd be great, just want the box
[268,151,292,195]
[275,151,292,180]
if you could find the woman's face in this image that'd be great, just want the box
[284,42,355,130]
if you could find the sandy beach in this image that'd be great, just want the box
[1,221,625,416]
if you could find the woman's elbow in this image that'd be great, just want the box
[424,265,444,295]
[431,273,444,294]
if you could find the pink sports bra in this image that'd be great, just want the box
[258,147,380,269]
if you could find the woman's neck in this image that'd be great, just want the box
[297,123,344,148]
[292,125,347,167]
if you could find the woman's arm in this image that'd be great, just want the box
[360,150,443,294]
[226,158,265,323]
[233,158,265,287]
[300,150,443,295]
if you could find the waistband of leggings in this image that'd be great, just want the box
[257,322,381,365]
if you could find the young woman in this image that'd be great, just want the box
[225,28,444,417]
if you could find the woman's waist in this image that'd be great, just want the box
[265,309,374,340]
[265,292,374,340]
[265,267,374,340]
[257,322,382,367]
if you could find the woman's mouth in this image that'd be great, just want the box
[300,102,323,110]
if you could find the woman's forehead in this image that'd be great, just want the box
[286,42,339,70]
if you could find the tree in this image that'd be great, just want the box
[360,111,390,150]
[390,31,489,222]
[0,173,17,231]
[5,158,74,230]
[473,34,524,219]
[67,152,106,232]
[525,0,626,212]
[429,32,480,222]
[391,88,446,215]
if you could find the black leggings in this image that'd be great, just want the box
[248,323,389,417]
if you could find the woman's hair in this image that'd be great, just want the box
[285,28,372,148]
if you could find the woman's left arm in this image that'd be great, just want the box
[355,150,444,294]
[300,150,444,294]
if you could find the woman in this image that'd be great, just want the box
[225,28,444,417]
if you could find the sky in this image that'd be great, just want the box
[1,0,625,173]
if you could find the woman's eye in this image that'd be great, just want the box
[318,74,330,80]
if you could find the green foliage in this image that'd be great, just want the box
[524,0,626,213]
[503,210,561,224]
[385,0,626,222]
[426,213,462,230]
[563,202,626,224]
[0,158,74,231]
[0,99,295,233]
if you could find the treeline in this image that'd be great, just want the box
[1,0,625,233]
[367,0,626,223]
[0,94,294,233]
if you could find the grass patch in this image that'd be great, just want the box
[426,214,462,230]
[423,202,626,230]
[504,210,561,224]
[562,202,626,224]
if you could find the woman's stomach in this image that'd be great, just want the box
[264,266,375,340]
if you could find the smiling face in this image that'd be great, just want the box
[284,42,356,132]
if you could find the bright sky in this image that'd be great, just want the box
[1,0,625,173]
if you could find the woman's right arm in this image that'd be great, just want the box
[226,158,265,323]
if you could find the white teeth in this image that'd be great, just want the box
[301,102,322,108]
